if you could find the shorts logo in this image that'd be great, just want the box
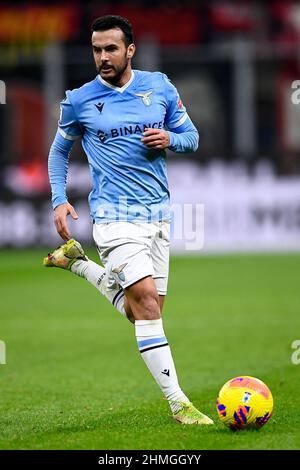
[135,91,153,106]
[112,263,127,282]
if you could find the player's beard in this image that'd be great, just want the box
[97,55,129,86]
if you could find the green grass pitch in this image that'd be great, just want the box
[0,250,300,450]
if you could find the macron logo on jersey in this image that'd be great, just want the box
[95,102,104,113]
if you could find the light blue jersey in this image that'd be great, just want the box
[49,70,199,223]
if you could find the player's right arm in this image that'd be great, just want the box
[48,92,82,240]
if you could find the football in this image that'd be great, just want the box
[216,376,273,430]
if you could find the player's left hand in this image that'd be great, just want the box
[142,128,170,149]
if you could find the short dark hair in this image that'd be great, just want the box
[91,15,134,47]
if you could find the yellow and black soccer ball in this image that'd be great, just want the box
[216,376,273,430]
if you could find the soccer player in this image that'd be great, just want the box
[44,15,213,425]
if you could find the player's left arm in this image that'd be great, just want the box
[142,74,199,152]
[142,118,198,152]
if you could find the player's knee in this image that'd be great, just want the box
[138,292,160,320]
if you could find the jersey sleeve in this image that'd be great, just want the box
[57,91,83,141]
[163,74,189,130]
[48,131,73,209]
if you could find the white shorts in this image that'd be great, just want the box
[93,221,170,295]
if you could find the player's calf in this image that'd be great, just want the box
[125,277,161,321]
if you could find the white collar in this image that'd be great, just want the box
[97,70,135,93]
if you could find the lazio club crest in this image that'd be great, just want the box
[135,91,153,106]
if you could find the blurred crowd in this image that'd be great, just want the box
[1,0,300,198]
[1,1,299,47]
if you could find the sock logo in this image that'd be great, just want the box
[97,273,106,286]
[162,369,170,377]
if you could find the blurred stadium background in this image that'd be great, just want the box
[1,0,300,251]
[1,0,300,451]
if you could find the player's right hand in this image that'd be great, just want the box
[53,202,78,241]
